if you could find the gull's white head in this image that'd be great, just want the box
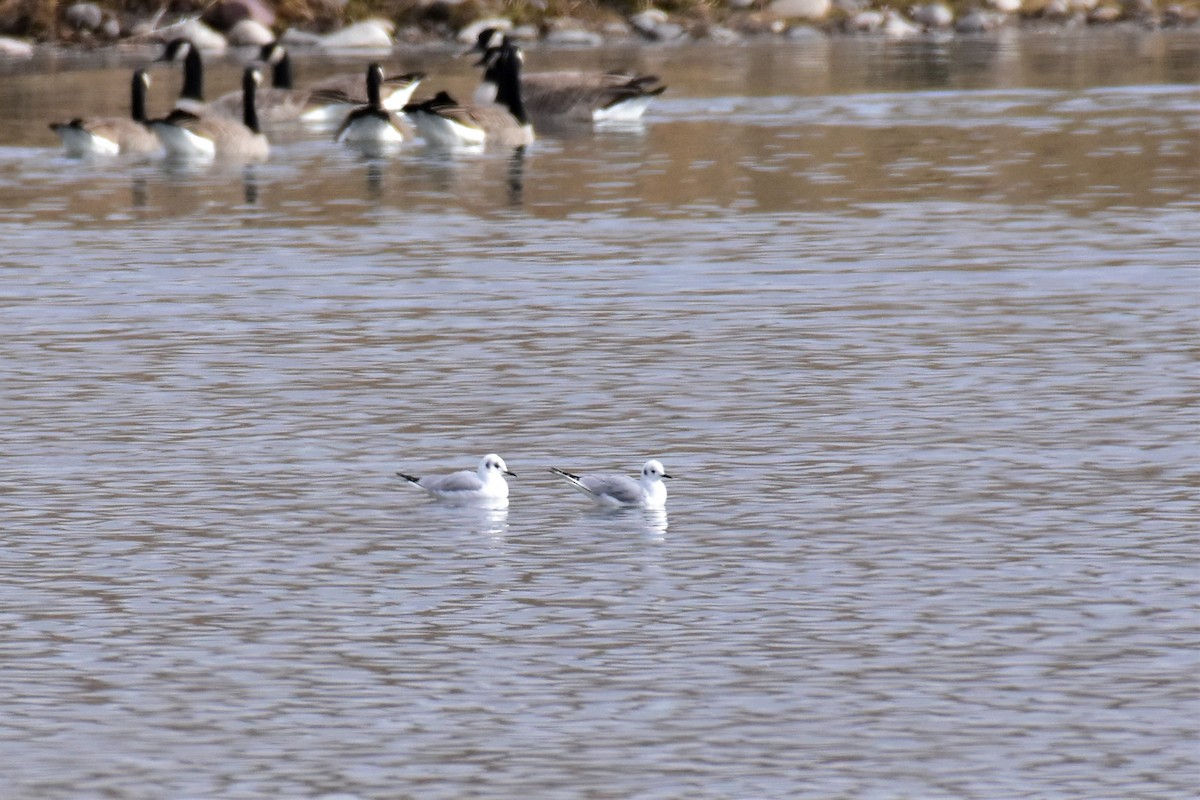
[641,460,671,482]
[478,454,516,479]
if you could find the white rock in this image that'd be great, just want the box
[157,18,228,52]
[649,22,686,40]
[769,0,833,20]
[65,2,104,31]
[279,28,322,47]
[785,24,825,39]
[226,19,274,46]
[544,28,604,46]
[988,0,1023,13]
[630,9,669,35]
[883,9,921,36]
[706,24,743,43]
[955,9,997,31]
[0,36,33,58]
[319,19,394,50]
[510,24,540,41]
[911,2,955,28]
[848,9,885,31]
[1088,4,1122,21]
[457,18,512,44]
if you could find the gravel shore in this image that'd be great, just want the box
[1,0,1197,60]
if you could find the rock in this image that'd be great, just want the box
[1088,4,1123,20]
[630,9,669,36]
[650,22,687,40]
[510,24,540,41]
[988,0,1023,13]
[65,2,103,31]
[705,24,743,43]
[768,0,833,20]
[847,9,885,31]
[911,2,955,28]
[279,28,322,47]
[319,19,394,50]
[226,18,274,46]
[832,0,868,12]
[0,36,33,58]
[1041,0,1071,17]
[100,15,120,38]
[785,24,824,39]
[457,17,511,44]
[955,9,998,30]
[883,9,921,35]
[156,19,228,52]
[544,27,603,46]
[202,0,276,32]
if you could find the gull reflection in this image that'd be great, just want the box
[471,505,509,539]
[640,507,668,538]
[581,506,668,539]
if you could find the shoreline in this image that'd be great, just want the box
[1,0,1198,60]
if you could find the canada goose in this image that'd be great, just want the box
[549,460,671,509]
[404,41,532,148]
[302,67,426,125]
[334,63,412,146]
[50,69,160,157]
[208,42,425,124]
[468,28,665,123]
[155,38,208,115]
[210,41,309,122]
[150,67,269,161]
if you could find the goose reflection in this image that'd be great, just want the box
[131,175,148,209]
[242,164,259,205]
[411,147,527,208]
[507,146,525,206]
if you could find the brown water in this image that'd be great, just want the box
[0,29,1197,799]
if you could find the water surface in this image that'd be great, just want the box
[0,30,1197,799]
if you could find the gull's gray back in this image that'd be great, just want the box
[581,474,644,505]
[421,470,484,493]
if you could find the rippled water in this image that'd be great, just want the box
[1,30,1197,799]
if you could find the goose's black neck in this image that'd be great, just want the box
[131,71,148,123]
[491,45,527,126]
[242,69,261,133]
[366,64,383,109]
[273,51,293,90]
[181,45,204,102]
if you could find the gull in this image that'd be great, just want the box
[397,454,515,508]
[550,460,671,509]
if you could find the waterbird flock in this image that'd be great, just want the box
[49,29,667,161]
[397,456,672,511]
[47,35,673,517]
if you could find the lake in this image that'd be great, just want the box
[0,27,1197,799]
